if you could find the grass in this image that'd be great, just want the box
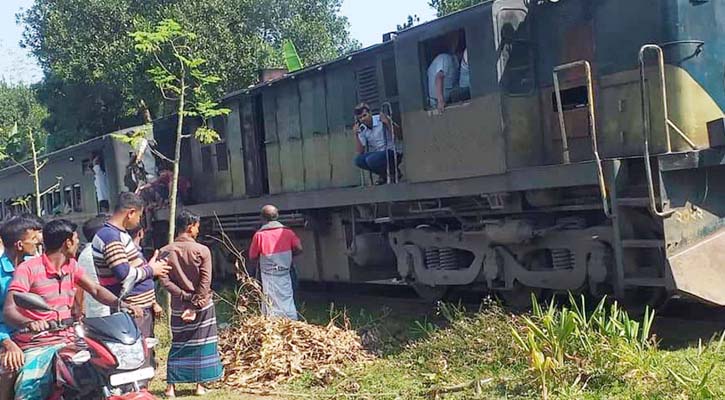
[147,291,725,400]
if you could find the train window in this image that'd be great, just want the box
[73,184,82,212]
[201,146,213,173]
[42,193,52,215]
[64,186,72,209]
[551,86,589,112]
[356,65,380,113]
[81,159,93,176]
[420,29,469,110]
[52,190,61,211]
[215,143,229,171]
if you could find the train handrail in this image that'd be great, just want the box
[638,44,698,217]
[552,60,611,219]
[381,102,400,184]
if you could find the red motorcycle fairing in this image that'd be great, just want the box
[85,336,118,370]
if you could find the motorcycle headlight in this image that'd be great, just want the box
[105,340,145,370]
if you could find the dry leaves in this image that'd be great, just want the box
[218,316,374,390]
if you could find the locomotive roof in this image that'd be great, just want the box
[223,0,492,100]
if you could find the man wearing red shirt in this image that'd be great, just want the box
[249,205,303,320]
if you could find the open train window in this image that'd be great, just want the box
[64,186,72,209]
[420,29,470,110]
[81,159,93,176]
[42,193,52,215]
[52,190,61,211]
[551,86,589,112]
[72,184,82,212]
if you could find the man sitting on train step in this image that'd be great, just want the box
[352,103,402,185]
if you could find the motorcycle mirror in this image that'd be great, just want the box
[14,292,53,312]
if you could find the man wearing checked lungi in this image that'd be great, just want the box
[249,204,303,321]
[160,210,223,397]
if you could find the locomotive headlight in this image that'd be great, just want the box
[105,340,145,370]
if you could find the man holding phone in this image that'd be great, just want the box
[352,102,402,185]
[92,192,171,339]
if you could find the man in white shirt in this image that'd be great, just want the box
[91,153,111,212]
[428,51,459,112]
[352,103,402,184]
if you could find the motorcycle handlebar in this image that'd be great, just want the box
[16,319,72,335]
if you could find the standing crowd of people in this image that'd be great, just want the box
[0,193,304,399]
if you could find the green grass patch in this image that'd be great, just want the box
[148,292,725,400]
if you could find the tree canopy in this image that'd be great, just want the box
[0,82,48,166]
[428,0,485,17]
[19,0,359,149]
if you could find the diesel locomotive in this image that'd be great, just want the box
[2,0,724,306]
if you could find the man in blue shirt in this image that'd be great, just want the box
[0,216,42,400]
[352,103,402,184]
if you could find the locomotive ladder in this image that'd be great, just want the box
[638,44,698,217]
[552,60,611,218]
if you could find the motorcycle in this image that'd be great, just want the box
[13,292,158,400]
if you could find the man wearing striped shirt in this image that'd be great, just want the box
[92,192,170,338]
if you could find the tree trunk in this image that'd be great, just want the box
[168,85,185,245]
[29,129,41,217]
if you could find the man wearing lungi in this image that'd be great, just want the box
[160,210,223,397]
[249,205,303,320]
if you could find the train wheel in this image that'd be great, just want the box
[411,283,448,302]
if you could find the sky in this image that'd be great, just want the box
[0,0,437,85]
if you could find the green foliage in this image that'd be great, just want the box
[0,82,48,165]
[428,0,485,17]
[20,0,360,147]
[397,14,420,31]
[130,18,229,143]
[511,294,662,399]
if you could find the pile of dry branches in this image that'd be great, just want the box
[218,315,373,390]
[209,216,373,391]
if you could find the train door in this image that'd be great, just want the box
[241,95,269,197]
[494,0,543,168]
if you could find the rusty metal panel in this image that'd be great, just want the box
[326,66,359,188]
[224,102,246,198]
[299,75,331,190]
[276,82,305,192]
[240,96,266,197]
[402,95,507,183]
[262,91,283,194]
